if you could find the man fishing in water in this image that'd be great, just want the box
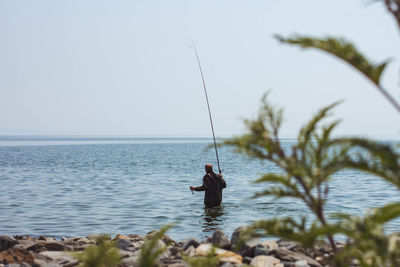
[190,163,226,208]
[190,42,226,208]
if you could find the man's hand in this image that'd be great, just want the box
[190,186,195,191]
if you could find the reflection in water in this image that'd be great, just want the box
[201,205,227,233]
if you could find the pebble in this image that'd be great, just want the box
[182,238,200,251]
[211,229,231,249]
[250,255,283,267]
[0,230,342,267]
[0,236,18,252]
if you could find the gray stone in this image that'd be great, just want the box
[250,255,282,267]
[230,226,262,257]
[161,234,177,246]
[254,244,269,256]
[115,238,132,251]
[75,237,93,245]
[239,238,262,258]
[120,255,139,267]
[167,262,186,267]
[211,230,231,249]
[268,248,322,267]
[28,241,69,252]
[230,226,249,248]
[39,251,78,266]
[14,240,36,250]
[182,238,200,251]
[62,237,93,251]
[132,241,144,250]
[119,249,135,259]
[277,240,300,251]
[38,236,57,242]
[295,260,310,267]
[34,258,54,267]
[263,240,278,250]
[243,256,253,264]
[169,246,181,256]
[0,236,18,251]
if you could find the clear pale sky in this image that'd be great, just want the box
[0,0,399,138]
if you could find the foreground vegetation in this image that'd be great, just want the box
[221,0,400,266]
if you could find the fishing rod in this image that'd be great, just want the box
[191,40,222,175]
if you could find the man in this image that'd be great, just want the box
[190,163,227,208]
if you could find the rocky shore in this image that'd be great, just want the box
[0,226,342,267]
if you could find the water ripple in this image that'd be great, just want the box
[0,140,399,240]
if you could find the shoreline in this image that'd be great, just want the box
[0,227,340,267]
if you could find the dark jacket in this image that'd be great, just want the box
[194,171,226,208]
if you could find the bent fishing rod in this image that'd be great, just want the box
[191,40,222,175]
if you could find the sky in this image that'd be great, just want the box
[0,0,399,138]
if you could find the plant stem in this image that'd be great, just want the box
[376,85,400,114]
[317,208,337,252]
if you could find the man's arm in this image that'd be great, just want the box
[190,175,209,191]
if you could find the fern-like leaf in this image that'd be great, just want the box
[275,35,389,86]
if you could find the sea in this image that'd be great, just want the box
[0,136,399,241]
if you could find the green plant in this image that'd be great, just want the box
[138,224,173,267]
[225,94,351,251]
[223,1,400,265]
[333,202,400,266]
[224,92,400,265]
[73,235,120,267]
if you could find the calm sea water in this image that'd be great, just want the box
[0,136,399,241]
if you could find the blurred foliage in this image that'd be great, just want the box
[225,94,349,251]
[224,93,400,265]
[224,1,400,265]
[382,0,400,27]
[340,138,400,189]
[73,235,120,267]
[138,224,173,267]
[275,0,400,114]
[182,246,219,267]
[275,35,388,87]
[333,202,400,266]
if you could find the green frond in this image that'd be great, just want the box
[341,138,400,188]
[252,187,302,200]
[138,224,174,267]
[73,235,120,267]
[372,202,400,224]
[254,173,292,186]
[222,91,400,265]
[276,35,389,86]
[223,93,285,160]
[297,101,341,154]
[321,120,341,143]
[333,208,400,266]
